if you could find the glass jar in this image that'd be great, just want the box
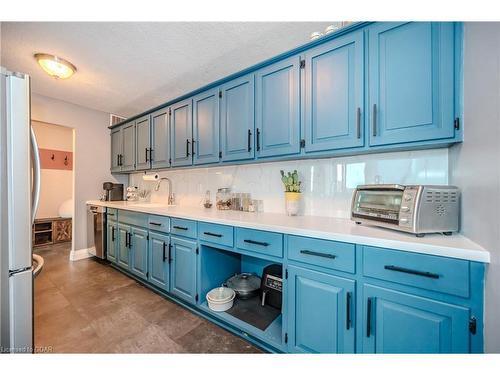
[216,188,232,210]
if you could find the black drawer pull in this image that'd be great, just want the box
[204,231,222,238]
[244,239,269,247]
[162,242,167,262]
[384,265,440,279]
[173,225,188,231]
[149,222,162,226]
[366,297,372,337]
[300,250,336,259]
[346,292,352,330]
[107,213,115,216]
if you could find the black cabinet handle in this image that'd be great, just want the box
[168,243,172,264]
[256,128,261,151]
[145,147,149,162]
[149,148,154,162]
[117,154,120,166]
[192,139,196,156]
[173,225,188,231]
[149,222,162,226]
[127,232,132,248]
[107,213,115,217]
[124,231,129,247]
[366,297,372,337]
[356,107,361,139]
[186,139,190,157]
[204,231,222,238]
[247,129,252,152]
[111,227,115,242]
[244,239,269,247]
[346,292,352,330]
[384,265,440,279]
[300,249,336,259]
[372,104,377,137]
[162,242,167,262]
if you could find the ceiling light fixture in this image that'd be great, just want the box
[34,53,77,79]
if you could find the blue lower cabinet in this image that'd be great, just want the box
[148,232,170,291]
[170,236,198,304]
[287,265,355,353]
[107,220,118,263]
[130,227,148,280]
[117,223,130,269]
[362,284,470,353]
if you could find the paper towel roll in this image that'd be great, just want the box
[142,173,159,181]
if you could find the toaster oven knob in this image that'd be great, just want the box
[401,206,410,212]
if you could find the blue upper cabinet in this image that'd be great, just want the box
[362,284,470,353]
[193,88,220,165]
[287,265,355,353]
[135,115,151,171]
[256,56,300,158]
[304,31,364,152]
[121,122,136,172]
[110,128,122,173]
[220,74,255,162]
[170,98,193,167]
[368,22,455,146]
[151,108,171,169]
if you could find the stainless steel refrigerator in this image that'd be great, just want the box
[0,67,40,353]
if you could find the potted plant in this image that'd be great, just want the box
[280,170,302,216]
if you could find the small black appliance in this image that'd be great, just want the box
[260,264,283,310]
[103,182,124,201]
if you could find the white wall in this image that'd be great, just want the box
[449,22,500,353]
[30,93,127,253]
[32,121,73,219]
[130,148,449,218]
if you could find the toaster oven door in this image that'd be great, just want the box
[352,189,404,224]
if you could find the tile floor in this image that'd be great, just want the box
[34,243,261,353]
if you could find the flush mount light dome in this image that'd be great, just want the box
[34,53,77,79]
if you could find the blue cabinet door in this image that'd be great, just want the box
[256,56,300,158]
[368,22,455,146]
[121,122,136,172]
[117,223,130,269]
[287,265,355,353]
[193,88,220,165]
[106,220,118,263]
[170,236,197,304]
[135,115,151,171]
[304,31,364,152]
[362,284,470,353]
[130,227,148,280]
[148,232,170,291]
[151,108,171,169]
[170,98,193,167]
[220,74,255,162]
[110,128,122,173]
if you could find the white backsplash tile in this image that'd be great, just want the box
[129,149,449,218]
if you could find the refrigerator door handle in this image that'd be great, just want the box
[30,126,40,225]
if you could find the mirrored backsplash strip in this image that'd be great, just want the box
[128,148,449,218]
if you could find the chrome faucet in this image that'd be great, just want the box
[154,177,175,205]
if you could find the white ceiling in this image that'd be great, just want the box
[1,22,332,117]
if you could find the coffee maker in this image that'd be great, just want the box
[102,182,124,201]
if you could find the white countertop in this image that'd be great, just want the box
[87,200,490,263]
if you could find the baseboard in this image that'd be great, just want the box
[70,247,94,261]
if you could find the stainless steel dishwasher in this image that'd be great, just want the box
[87,204,106,259]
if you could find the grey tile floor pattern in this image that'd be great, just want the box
[34,243,262,353]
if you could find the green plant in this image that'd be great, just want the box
[280,170,301,193]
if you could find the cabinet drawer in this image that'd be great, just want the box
[118,210,148,228]
[171,218,197,238]
[148,215,170,233]
[198,222,234,247]
[236,228,283,258]
[106,208,118,220]
[362,246,470,298]
[288,236,355,273]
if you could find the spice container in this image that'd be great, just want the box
[216,188,232,210]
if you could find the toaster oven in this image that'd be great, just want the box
[351,184,460,236]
